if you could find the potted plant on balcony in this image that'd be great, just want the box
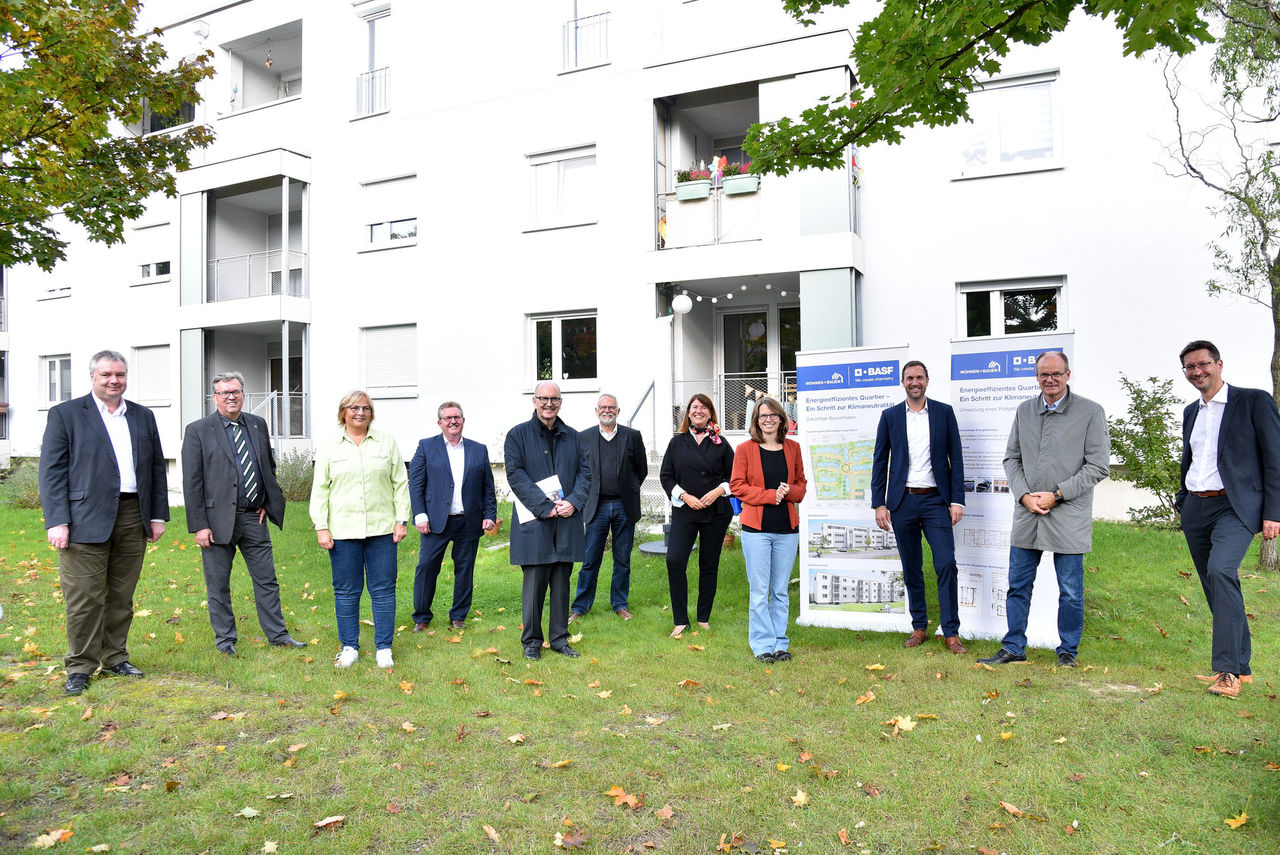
[721,161,759,195]
[675,168,712,201]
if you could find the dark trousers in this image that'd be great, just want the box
[412,515,480,624]
[521,561,572,650]
[665,515,731,625]
[200,510,289,648]
[573,500,636,614]
[1181,494,1254,675]
[59,496,146,674]
[892,492,960,636]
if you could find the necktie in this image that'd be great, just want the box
[230,422,259,504]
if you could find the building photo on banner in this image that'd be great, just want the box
[795,333,1072,650]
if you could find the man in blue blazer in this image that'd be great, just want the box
[408,401,497,631]
[870,360,967,653]
[40,351,169,695]
[1175,340,1280,698]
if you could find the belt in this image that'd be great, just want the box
[119,492,139,500]
[1191,490,1227,498]
[449,513,465,518]
[905,487,939,495]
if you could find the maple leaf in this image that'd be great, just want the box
[978,848,999,855]
[712,722,732,731]
[596,690,613,699]
[655,803,674,819]
[999,801,1024,817]
[164,780,180,792]
[620,705,633,716]
[483,825,501,842]
[386,803,402,814]
[776,763,791,772]
[30,828,73,849]
[265,793,294,800]
[552,758,573,768]
[864,663,885,671]
[1000,732,1014,740]
[508,733,526,744]
[554,829,589,848]
[688,644,705,651]
[643,715,665,726]
[262,844,279,854]
[81,705,93,721]
[236,806,261,818]
[399,680,413,694]
[855,690,875,705]
[401,722,416,733]
[87,847,110,854]
[314,815,345,830]
[332,690,347,701]
[1053,737,1068,744]
[1223,810,1248,829]
[287,742,307,753]
[791,788,810,807]
[798,750,812,762]
[1263,761,1280,771]
[677,679,701,688]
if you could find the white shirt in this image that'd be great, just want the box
[1186,383,1228,492]
[446,436,466,514]
[93,394,137,493]
[599,425,618,442]
[904,403,937,489]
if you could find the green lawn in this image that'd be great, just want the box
[1,506,1277,853]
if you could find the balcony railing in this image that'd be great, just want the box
[563,13,609,71]
[206,250,307,302]
[203,390,309,439]
[0,294,5,330]
[671,372,798,434]
[658,185,763,250]
[356,66,390,116]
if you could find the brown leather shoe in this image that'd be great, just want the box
[1207,672,1241,698]
[567,611,582,624]
[1196,672,1253,685]
[412,622,429,633]
[903,629,927,648]
[942,635,968,654]
[450,619,466,630]
[615,608,633,620]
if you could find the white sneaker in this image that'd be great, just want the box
[375,648,394,669]
[334,646,358,668]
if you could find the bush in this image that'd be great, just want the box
[0,458,43,509]
[275,448,314,502]
[1107,375,1182,528]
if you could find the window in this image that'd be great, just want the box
[958,278,1064,338]
[356,6,391,115]
[222,21,303,113]
[958,72,1060,179]
[528,146,597,229]
[131,346,170,405]
[533,312,596,387]
[43,355,72,406]
[368,218,417,245]
[141,99,196,134]
[139,261,171,282]
[562,9,609,72]
[358,174,415,250]
[363,324,417,397]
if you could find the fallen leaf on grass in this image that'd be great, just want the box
[776,763,790,772]
[677,679,700,689]
[1000,732,1014,740]
[1068,773,1085,783]
[688,645,705,651]
[791,788,809,807]
[262,844,278,854]
[643,716,665,726]
[655,804,674,819]
[863,783,882,797]
[551,758,573,768]
[164,781,180,792]
[554,830,588,848]
[711,722,732,731]
[1264,761,1280,771]
[855,690,875,705]
[999,801,1023,817]
[798,750,812,762]
[483,825,500,842]
[386,803,402,814]
[288,742,307,753]
[838,828,850,845]
[86,847,109,853]
[1053,737,1068,744]
[236,806,261,818]
[1180,594,1191,606]
[265,792,294,800]
[81,705,93,721]
[1224,810,1248,829]
[978,848,999,855]
[596,690,613,699]
[399,681,413,694]
[314,815,345,830]
[401,722,416,733]
[30,829,73,849]
[508,733,526,744]
[864,663,885,671]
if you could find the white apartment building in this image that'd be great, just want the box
[2,1,1269,496]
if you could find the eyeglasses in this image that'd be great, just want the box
[758,414,782,422]
[1183,361,1217,373]
[347,405,372,413]
[440,416,463,422]
[597,405,618,412]
[534,396,562,405]
[214,390,245,399]
[1036,372,1067,380]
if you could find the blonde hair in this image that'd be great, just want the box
[336,390,374,426]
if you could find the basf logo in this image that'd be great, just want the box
[798,360,898,390]
[951,350,1042,380]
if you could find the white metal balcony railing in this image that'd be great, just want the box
[206,250,306,302]
[355,66,390,116]
[0,294,5,330]
[657,185,763,250]
[563,13,608,71]
[671,372,798,434]
[203,390,309,439]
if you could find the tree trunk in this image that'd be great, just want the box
[1259,535,1278,573]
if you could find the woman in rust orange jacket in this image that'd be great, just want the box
[731,396,807,663]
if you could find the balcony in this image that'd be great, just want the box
[671,371,797,434]
[206,250,306,302]
[659,184,763,250]
[356,67,390,116]
[562,13,609,71]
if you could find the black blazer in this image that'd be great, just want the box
[40,394,169,543]
[181,411,286,541]
[407,434,497,538]
[659,432,735,521]
[579,424,648,524]
[870,398,965,511]
[1176,384,1280,533]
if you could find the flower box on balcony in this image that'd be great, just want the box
[675,169,712,201]
[722,174,760,195]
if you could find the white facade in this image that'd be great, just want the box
[2,1,1268,511]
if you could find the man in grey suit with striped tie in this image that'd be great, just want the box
[181,372,304,655]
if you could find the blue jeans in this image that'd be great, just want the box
[573,500,636,614]
[330,534,398,650]
[1001,546,1083,658]
[741,531,799,656]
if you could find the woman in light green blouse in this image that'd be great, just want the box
[309,390,410,670]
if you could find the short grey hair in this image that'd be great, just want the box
[88,350,127,374]
[597,393,619,408]
[1034,351,1069,371]
[211,371,245,391]
[437,400,464,419]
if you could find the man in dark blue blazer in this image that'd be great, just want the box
[408,401,497,631]
[40,351,169,695]
[870,360,967,653]
[1175,340,1280,698]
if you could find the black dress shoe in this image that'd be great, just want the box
[976,650,1026,666]
[412,622,429,633]
[217,643,237,656]
[524,647,541,660]
[450,619,466,630]
[772,650,793,662]
[1057,651,1078,668]
[272,636,307,648]
[550,645,580,658]
[106,661,144,677]
[65,673,91,695]
[755,652,775,663]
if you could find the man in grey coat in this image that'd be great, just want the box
[978,351,1109,668]
[505,381,591,661]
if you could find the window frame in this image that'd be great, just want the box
[955,70,1063,180]
[42,354,72,407]
[364,217,417,250]
[530,311,597,392]
[362,323,418,399]
[130,345,171,406]
[956,277,1066,340]
[526,145,598,231]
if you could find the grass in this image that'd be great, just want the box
[1,507,1278,853]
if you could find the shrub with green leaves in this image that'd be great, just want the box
[1108,374,1183,527]
[273,447,314,502]
[0,458,42,509]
